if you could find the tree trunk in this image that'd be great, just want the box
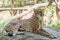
[56,6,60,19]
[24,0,26,6]
[11,0,17,16]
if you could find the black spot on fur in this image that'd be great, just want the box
[8,32,13,37]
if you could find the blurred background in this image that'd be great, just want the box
[0,0,60,40]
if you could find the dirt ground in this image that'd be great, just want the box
[0,27,60,40]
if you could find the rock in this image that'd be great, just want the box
[0,28,60,40]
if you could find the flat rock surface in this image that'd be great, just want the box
[0,28,60,40]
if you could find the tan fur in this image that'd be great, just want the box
[4,9,56,39]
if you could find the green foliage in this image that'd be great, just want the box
[52,23,60,29]
[27,0,30,2]
[0,21,9,30]
[42,0,48,2]
[19,0,24,7]
[0,33,4,40]
[48,6,55,14]
[0,35,3,40]
[2,0,5,8]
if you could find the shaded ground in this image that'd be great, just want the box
[0,28,60,40]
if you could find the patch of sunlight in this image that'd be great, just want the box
[0,11,11,20]
[0,11,11,30]
[21,11,34,20]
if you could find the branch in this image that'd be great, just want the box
[55,0,60,9]
[0,7,29,11]
[2,2,49,22]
